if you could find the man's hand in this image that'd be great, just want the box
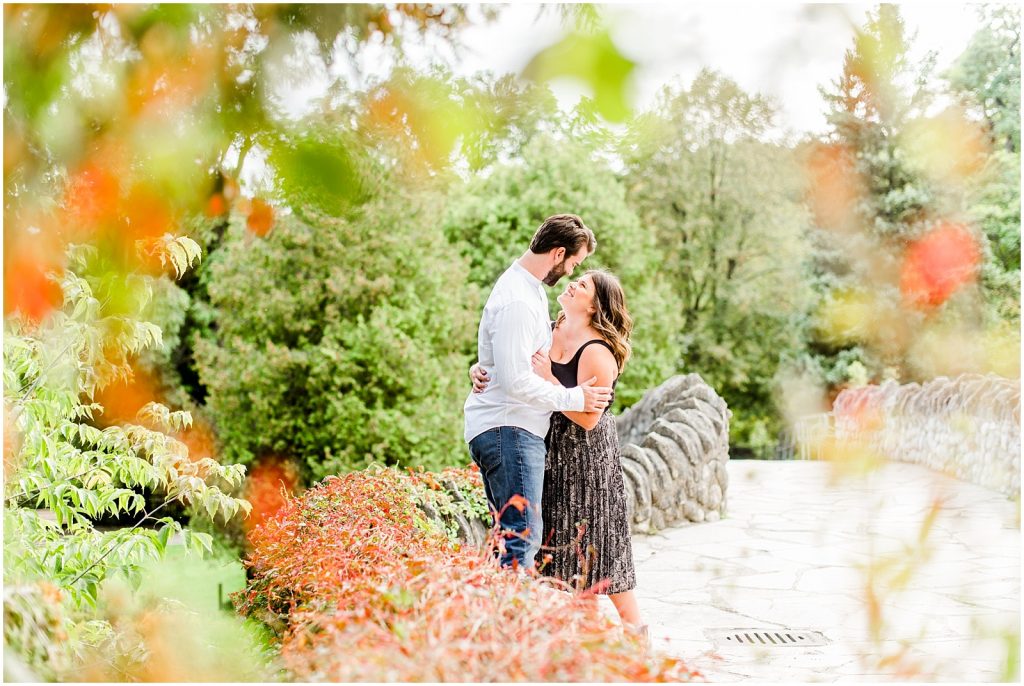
[579,376,613,412]
[470,363,490,393]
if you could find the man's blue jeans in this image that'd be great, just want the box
[468,426,546,570]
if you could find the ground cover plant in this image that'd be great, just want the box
[238,466,702,682]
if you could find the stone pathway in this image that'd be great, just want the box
[599,460,1020,682]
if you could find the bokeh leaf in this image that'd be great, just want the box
[523,30,636,122]
[269,133,364,216]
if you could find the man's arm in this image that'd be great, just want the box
[491,301,585,411]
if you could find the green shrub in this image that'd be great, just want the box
[195,188,480,480]
[3,238,254,679]
[4,243,249,610]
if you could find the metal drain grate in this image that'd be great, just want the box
[706,628,828,647]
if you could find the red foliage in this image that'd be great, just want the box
[833,386,884,433]
[123,185,174,243]
[899,223,980,309]
[4,218,65,324]
[174,416,219,464]
[62,150,183,276]
[242,456,301,536]
[505,493,529,513]
[237,468,701,682]
[205,192,227,217]
[803,142,863,232]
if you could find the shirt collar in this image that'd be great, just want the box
[512,259,544,288]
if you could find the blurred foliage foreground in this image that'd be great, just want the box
[2,2,1020,682]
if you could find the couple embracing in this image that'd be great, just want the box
[463,214,645,639]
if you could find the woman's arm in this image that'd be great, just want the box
[561,344,617,431]
[530,349,559,384]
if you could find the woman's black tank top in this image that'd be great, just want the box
[550,339,618,390]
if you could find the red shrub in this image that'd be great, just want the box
[237,468,700,682]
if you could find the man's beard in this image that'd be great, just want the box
[542,258,569,287]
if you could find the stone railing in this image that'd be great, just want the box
[832,373,1021,498]
[615,373,732,533]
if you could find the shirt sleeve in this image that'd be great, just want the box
[490,301,585,412]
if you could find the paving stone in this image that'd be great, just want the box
[627,460,1020,682]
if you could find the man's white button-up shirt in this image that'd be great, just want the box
[464,259,585,443]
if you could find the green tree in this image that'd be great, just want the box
[802,4,1019,388]
[945,5,1021,154]
[819,5,936,240]
[621,69,812,451]
[945,7,1021,326]
[969,150,1021,326]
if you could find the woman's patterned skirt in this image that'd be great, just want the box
[540,411,636,595]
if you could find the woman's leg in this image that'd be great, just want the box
[609,590,643,627]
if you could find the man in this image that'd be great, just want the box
[464,214,614,571]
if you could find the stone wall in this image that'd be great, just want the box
[832,374,1021,498]
[615,373,732,533]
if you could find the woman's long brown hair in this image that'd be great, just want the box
[554,269,633,373]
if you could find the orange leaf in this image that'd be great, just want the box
[246,198,274,237]
[64,162,120,228]
[900,223,980,309]
[3,227,64,323]
[205,193,227,217]
[506,494,529,513]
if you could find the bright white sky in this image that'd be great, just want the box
[258,2,992,188]
[444,2,988,137]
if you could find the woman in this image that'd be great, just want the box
[471,269,645,638]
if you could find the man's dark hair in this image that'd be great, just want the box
[529,214,596,257]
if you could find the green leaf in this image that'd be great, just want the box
[155,519,176,552]
[269,134,365,216]
[523,30,636,122]
[182,529,212,556]
[83,580,99,607]
[85,491,100,518]
[204,495,218,521]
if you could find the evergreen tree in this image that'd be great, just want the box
[802,4,1020,388]
[803,5,938,384]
